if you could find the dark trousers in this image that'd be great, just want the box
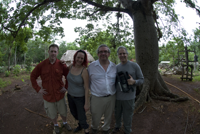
[67,93,89,129]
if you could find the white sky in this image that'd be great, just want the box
[57,1,200,45]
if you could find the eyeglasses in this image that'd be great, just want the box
[118,53,127,56]
[98,51,109,54]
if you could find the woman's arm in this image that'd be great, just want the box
[82,68,90,112]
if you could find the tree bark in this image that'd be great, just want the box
[121,0,188,110]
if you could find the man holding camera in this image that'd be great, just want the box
[112,46,144,134]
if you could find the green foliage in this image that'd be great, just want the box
[193,75,200,82]
[77,31,134,64]
[57,41,80,59]
[25,56,32,72]
[0,66,6,73]
[13,65,21,76]
[5,70,10,77]
[0,78,11,88]
[189,28,200,62]
[159,37,185,65]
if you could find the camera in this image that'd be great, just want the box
[117,71,133,93]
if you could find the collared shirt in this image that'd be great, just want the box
[88,60,116,97]
[30,58,69,102]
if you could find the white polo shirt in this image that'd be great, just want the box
[88,60,116,97]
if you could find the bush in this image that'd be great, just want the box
[5,70,10,77]
[13,65,21,76]
[25,57,33,73]
[0,66,6,74]
[0,78,11,88]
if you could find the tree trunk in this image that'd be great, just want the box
[121,0,188,110]
[14,46,17,66]
[8,46,11,71]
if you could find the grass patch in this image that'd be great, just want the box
[0,78,11,88]
[193,88,200,94]
[193,75,200,82]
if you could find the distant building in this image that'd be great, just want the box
[60,50,95,66]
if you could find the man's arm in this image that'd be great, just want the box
[30,64,41,93]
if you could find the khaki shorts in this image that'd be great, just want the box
[44,97,67,119]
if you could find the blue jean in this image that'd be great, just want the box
[115,99,135,134]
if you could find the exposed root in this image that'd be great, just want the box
[151,95,189,102]
[135,78,150,110]
[157,72,170,92]
[135,73,189,110]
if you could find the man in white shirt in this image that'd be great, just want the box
[88,44,116,134]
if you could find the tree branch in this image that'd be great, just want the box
[2,24,16,33]
[82,0,129,14]
[13,0,61,38]
[184,0,200,17]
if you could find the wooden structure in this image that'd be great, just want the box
[177,46,196,81]
[60,50,95,66]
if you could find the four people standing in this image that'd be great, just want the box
[31,44,144,134]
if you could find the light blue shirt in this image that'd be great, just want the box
[88,60,116,97]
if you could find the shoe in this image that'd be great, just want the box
[91,128,98,134]
[103,129,110,134]
[73,125,82,133]
[54,126,60,134]
[112,127,120,133]
[63,123,72,131]
[84,128,89,134]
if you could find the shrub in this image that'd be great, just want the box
[0,78,11,88]
[13,65,21,76]
[5,70,10,77]
[0,66,6,74]
[25,57,33,73]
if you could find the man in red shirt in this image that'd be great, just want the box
[31,44,71,134]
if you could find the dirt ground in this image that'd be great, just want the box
[0,74,200,134]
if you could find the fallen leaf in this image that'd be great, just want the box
[46,124,49,127]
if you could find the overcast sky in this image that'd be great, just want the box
[57,1,200,45]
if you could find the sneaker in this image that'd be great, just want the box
[103,129,110,134]
[73,125,82,133]
[63,123,72,131]
[54,126,60,134]
[112,127,120,133]
[91,128,98,134]
[84,129,90,134]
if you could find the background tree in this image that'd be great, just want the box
[159,37,185,66]
[57,41,80,59]
[189,28,200,61]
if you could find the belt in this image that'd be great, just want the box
[102,94,111,97]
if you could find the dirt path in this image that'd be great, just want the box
[0,75,200,134]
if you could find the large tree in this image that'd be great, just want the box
[1,0,200,109]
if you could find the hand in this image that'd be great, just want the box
[84,103,90,112]
[60,87,67,93]
[127,74,135,85]
[39,88,48,95]
[60,60,66,64]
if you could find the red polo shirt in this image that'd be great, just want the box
[30,58,69,102]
